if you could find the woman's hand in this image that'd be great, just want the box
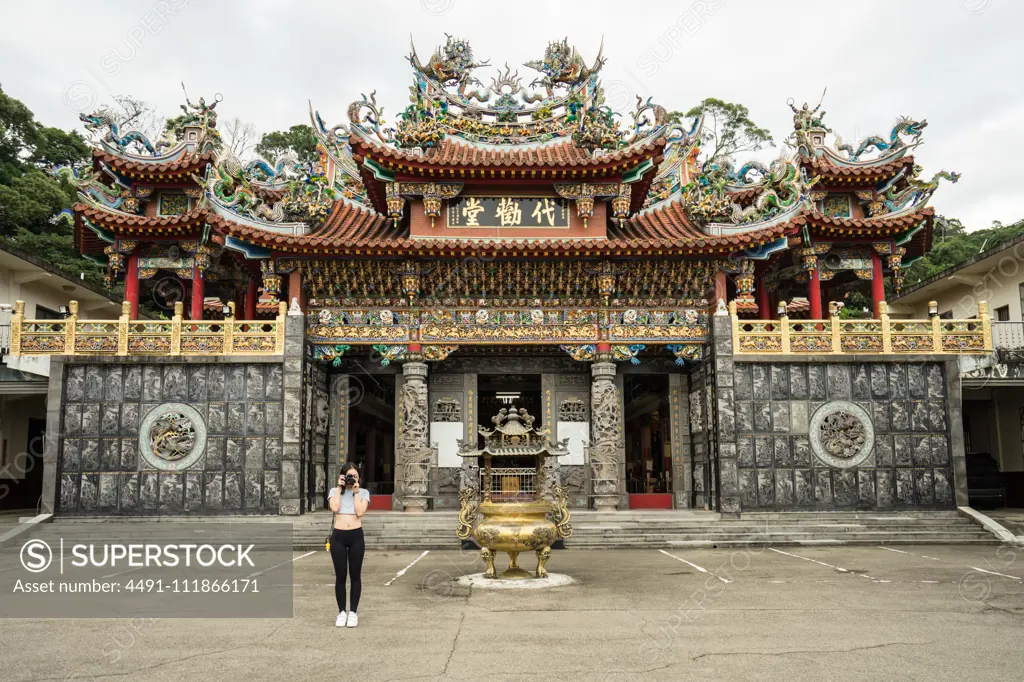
[351,480,360,494]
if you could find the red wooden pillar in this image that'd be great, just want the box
[870,250,885,316]
[244,276,258,319]
[758,282,771,319]
[191,267,205,320]
[808,267,822,319]
[125,251,140,319]
[288,269,305,312]
[714,270,728,305]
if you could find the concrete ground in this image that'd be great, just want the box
[3,543,1024,681]
[990,508,1024,536]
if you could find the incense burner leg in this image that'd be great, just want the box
[536,546,551,578]
[507,551,521,571]
[481,548,496,579]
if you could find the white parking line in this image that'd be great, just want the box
[968,566,1023,581]
[245,550,315,579]
[385,550,430,586]
[769,548,849,573]
[102,566,144,579]
[877,546,941,561]
[659,550,731,583]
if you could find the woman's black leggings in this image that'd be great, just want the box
[330,527,365,613]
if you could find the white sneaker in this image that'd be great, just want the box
[346,612,358,628]
[336,611,348,627]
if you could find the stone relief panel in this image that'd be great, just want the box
[809,401,874,469]
[558,397,587,422]
[732,361,953,511]
[59,363,284,514]
[138,403,207,471]
[432,397,462,422]
[689,391,704,434]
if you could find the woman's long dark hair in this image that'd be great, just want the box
[341,462,359,481]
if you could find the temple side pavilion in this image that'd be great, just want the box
[11,37,987,516]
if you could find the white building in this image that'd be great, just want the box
[892,233,1024,505]
[0,244,122,512]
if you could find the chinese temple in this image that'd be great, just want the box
[20,36,986,518]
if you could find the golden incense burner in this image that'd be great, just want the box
[457,406,573,579]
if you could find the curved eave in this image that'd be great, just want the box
[208,198,393,252]
[800,152,915,184]
[91,148,215,178]
[617,195,804,253]
[349,127,667,176]
[806,205,935,238]
[75,203,207,235]
[205,196,309,235]
[817,144,915,169]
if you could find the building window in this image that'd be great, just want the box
[996,305,1010,321]
[35,305,62,320]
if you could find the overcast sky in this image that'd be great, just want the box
[1,0,1020,230]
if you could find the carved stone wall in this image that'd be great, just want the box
[668,373,692,508]
[55,360,284,515]
[304,361,329,511]
[543,372,589,508]
[731,360,964,511]
[428,372,473,509]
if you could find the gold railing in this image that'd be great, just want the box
[731,301,993,355]
[9,300,287,357]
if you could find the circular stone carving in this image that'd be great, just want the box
[808,400,874,469]
[138,403,207,471]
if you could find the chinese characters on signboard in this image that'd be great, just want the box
[447,197,570,228]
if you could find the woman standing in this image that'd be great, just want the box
[328,462,370,627]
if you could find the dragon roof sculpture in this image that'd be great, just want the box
[346,35,667,151]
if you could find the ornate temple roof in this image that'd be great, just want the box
[62,38,957,267]
[616,195,797,252]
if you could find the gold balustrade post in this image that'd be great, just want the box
[830,308,841,354]
[224,302,235,355]
[780,310,791,354]
[65,300,79,355]
[729,300,740,353]
[170,302,183,356]
[979,301,992,351]
[930,299,943,352]
[10,300,24,356]
[880,301,892,353]
[276,302,287,353]
[117,301,130,356]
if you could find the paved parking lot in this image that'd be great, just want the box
[3,543,1023,681]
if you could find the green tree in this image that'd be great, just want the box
[0,85,104,287]
[256,124,318,164]
[668,98,774,163]
[903,217,1024,288]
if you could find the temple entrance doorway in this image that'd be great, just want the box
[349,374,396,508]
[477,374,543,496]
[478,374,544,436]
[623,374,672,509]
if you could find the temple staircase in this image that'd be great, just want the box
[289,509,998,550]
[51,510,999,550]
